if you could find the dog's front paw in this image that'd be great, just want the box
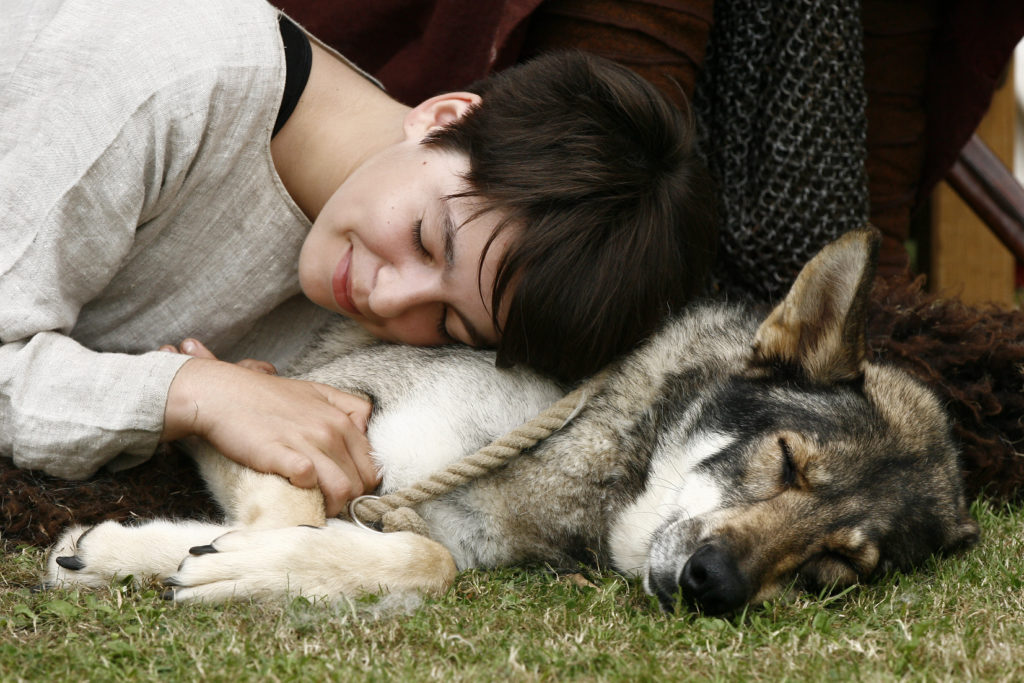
[163,526,328,603]
[163,522,457,604]
[41,518,232,591]
[43,522,126,589]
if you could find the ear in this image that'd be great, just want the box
[751,228,881,383]
[403,92,482,142]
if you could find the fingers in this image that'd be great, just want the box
[277,450,365,518]
[168,360,377,517]
[341,424,380,493]
[158,340,275,374]
[180,338,217,359]
[308,451,362,518]
[318,387,380,510]
[277,450,318,490]
[158,339,215,359]
[322,386,373,434]
[237,359,277,375]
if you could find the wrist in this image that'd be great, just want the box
[161,357,216,442]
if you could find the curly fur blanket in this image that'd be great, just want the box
[3,274,1023,547]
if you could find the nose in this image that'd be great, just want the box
[370,264,442,319]
[652,544,751,615]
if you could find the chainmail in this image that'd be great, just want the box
[693,0,870,301]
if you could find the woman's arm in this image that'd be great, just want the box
[161,340,378,517]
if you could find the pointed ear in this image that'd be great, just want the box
[403,92,482,141]
[751,228,881,383]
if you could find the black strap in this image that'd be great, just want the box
[274,15,312,138]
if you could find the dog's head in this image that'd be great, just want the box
[643,229,980,615]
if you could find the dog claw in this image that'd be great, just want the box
[56,556,85,570]
[188,544,217,556]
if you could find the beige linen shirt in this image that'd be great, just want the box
[0,0,333,478]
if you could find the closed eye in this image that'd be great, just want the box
[411,219,430,258]
[411,219,455,343]
[436,306,455,343]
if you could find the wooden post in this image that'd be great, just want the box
[930,64,1017,306]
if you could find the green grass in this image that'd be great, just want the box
[3,499,1023,682]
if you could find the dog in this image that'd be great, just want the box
[44,229,979,615]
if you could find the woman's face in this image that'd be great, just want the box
[298,140,511,348]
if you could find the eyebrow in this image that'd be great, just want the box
[440,199,492,348]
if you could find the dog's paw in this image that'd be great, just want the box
[43,522,126,589]
[163,523,457,604]
[41,518,234,591]
[162,526,329,603]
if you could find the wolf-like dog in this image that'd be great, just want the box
[44,230,979,615]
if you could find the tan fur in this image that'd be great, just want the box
[191,442,327,529]
[752,230,875,383]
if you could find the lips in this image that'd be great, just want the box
[331,247,358,316]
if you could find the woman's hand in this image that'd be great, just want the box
[159,339,378,517]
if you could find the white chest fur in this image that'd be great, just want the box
[607,431,734,575]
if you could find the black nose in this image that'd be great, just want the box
[672,544,751,615]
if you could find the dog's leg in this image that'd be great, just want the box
[163,520,456,603]
[192,443,327,528]
[42,519,234,589]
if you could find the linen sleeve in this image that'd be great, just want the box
[0,114,194,478]
[0,44,192,479]
[0,337,189,479]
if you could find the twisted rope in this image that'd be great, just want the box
[348,372,605,536]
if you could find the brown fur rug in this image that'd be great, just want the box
[3,274,1023,548]
[868,275,1024,500]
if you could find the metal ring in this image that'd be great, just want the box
[347,494,382,532]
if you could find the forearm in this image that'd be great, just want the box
[0,333,189,479]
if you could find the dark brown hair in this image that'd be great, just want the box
[425,51,717,382]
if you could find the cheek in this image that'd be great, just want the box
[297,224,338,307]
[363,314,442,346]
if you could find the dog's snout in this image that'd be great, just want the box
[677,544,750,615]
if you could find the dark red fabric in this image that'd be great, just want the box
[519,0,713,108]
[862,0,935,275]
[274,0,543,105]
[919,0,1024,204]
[860,0,1023,276]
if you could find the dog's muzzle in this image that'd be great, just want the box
[650,543,752,615]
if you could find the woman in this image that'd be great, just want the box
[1,0,716,515]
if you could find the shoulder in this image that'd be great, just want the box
[4,0,284,106]
[2,0,286,173]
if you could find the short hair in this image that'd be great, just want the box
[425,51,718,383]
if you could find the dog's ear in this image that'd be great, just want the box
[752,228,881,383]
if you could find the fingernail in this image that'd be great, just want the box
[182,340,196,353]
